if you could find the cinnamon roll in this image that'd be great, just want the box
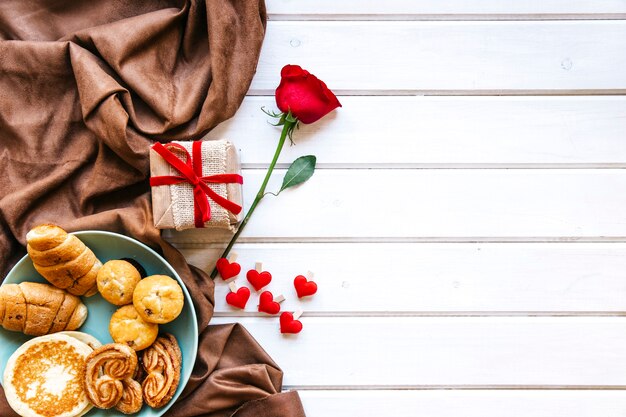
[141,333,181,408]
[83,343,143,413]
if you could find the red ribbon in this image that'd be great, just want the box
[150,141,243,228]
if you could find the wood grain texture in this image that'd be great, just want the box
[251,21,626,95]
[181,243,626,314]
[166,4,626,415]
[210,317,626,387]
[267,0,626,20]
[207,96,626,167]
[166,169,626,243]
[299,390,626,417]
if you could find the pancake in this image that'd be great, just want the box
[3,334,93,417]
[57,331,102,350]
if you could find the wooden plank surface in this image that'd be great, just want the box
[175,2,626,415]
[166,169,626,243]
[207,96,626,167]
[250,21,626,95]
[210,317,626,387]
[267,0,626,20]
[298,390,626,417]
[180,243,626,314]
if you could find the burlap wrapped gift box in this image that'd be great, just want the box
[150,140,243,231]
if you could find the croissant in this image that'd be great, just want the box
[0,282,88,336]
[27,224,101,296]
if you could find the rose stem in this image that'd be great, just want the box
[210,119,296,279]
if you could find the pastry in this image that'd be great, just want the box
[58,331,102,350]
[142,333,181,408]
[116,378,143,414]
[133,275,184,324]
[0,282,87,336]
[83,343,143,414]
[27,224,101,297]
[97,260,142,305]
[109,305,158,351]
[3,333,93,417]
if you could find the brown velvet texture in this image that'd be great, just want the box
[0,1,305,416]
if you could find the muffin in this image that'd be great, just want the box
[97,260,142,306]
[109,305,158,351]
[133,275,184,324]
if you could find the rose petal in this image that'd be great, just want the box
[275,64,341,124]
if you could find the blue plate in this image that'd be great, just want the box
[0,231,198,417]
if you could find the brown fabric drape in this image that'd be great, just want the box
[0,1,305,416]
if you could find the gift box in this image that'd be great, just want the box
[149,140,243,231]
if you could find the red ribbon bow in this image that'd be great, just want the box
[150,141,243,228]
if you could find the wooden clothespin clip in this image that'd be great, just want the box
[293,309,303,320]
[228,252,238,263]
[228,282,238,293]
[274,294,286,303]
[306,271,314,280]
[255,261,263,273]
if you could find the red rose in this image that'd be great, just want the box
[275,65,341,124]
[211,64,341,279]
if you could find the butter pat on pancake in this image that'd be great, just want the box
[3,334,93,417]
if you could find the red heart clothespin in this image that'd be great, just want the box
[258,291,284,315]
[280,310,303,334]
[216,253,241,280]
[247,262,272,291]
[294,271,317,298]
[226,282,250,309]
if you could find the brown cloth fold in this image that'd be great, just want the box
[0,1,306,416]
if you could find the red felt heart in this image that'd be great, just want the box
[216,258,241,280]
[246,269,272,291]
[225,287,250,309]
[294,275,317,298]
[258,291,281,315]
[280,312,303,334]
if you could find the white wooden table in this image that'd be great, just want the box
[167,1,626,415]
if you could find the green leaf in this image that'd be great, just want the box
[280,155,316,193]
[261,106,283,118]
[285,111,298,123]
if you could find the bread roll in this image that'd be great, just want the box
[0,282,88,336]
[27,224,101,296]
